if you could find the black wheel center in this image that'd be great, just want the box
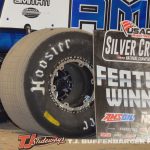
[50,59,94,113]
[54,70,72,101]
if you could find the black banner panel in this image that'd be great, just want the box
[94,30,150,140]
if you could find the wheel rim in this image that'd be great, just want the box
[49,57,94,113]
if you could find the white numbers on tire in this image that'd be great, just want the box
[83,118,95,130]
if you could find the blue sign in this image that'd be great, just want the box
[71,0,148,30]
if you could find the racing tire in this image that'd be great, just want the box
[0,28,95,138]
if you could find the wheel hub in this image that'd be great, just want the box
[49,58,94,113]
[54,70,72,101]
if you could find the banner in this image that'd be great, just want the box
[94,24,150,139]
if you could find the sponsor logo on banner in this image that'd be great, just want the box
[141,112,150,124]
[139,127,150,134]
[119,127,137,132]
[113,132,122,138]
[18,134,65,149]
[102,26,150,63]
[121,20,150,38]
[101,113,135,123]
[124,133,137,139]
[22,8,41,18]
[100,132,112,138]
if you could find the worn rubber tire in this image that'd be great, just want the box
[0,28,95,138]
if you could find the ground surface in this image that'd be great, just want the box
[0,122,150,150]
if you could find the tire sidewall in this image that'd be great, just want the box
[24,31,95,137]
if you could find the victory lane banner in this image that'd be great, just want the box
[94,28,150,140]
